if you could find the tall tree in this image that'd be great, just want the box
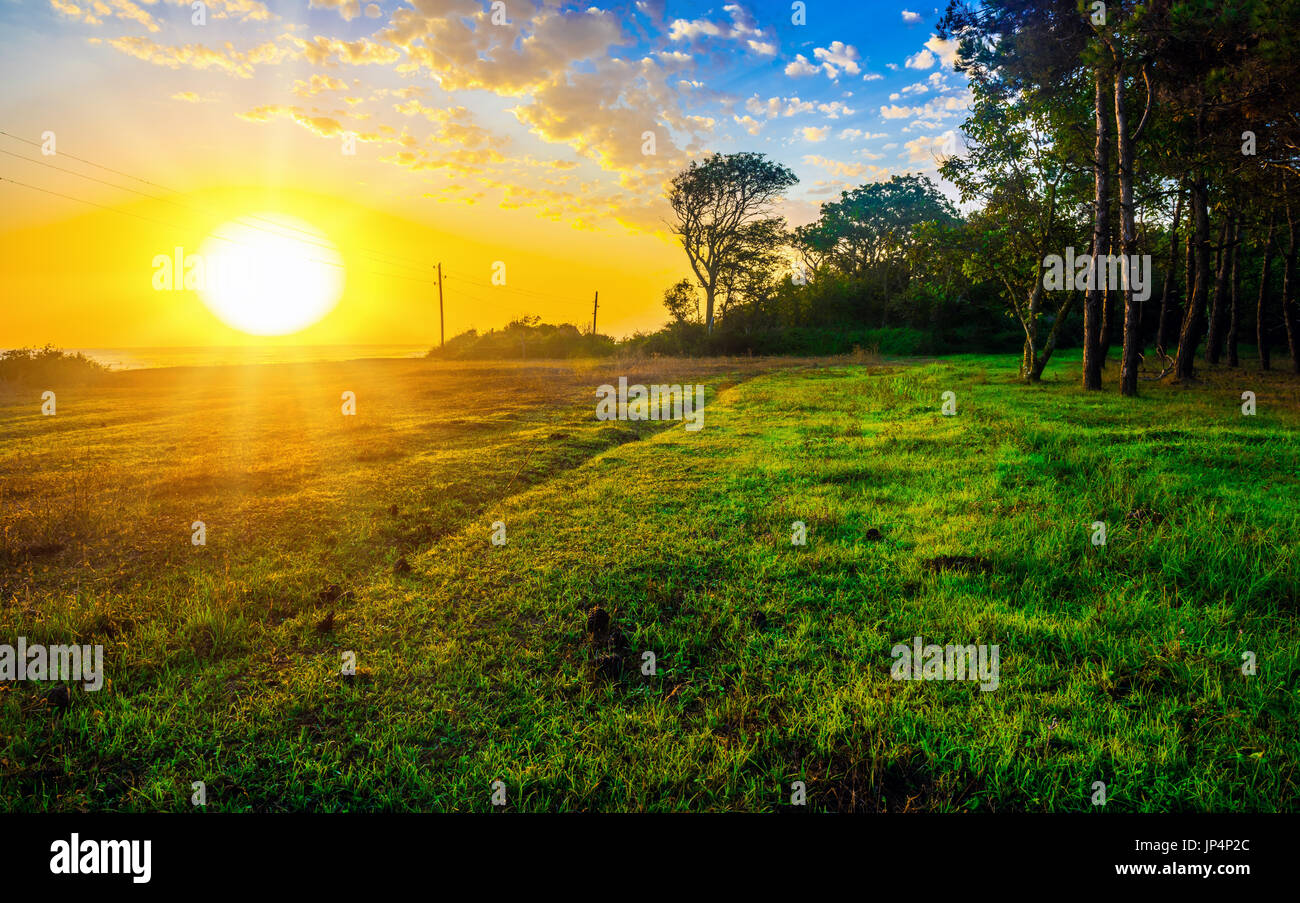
[668,152,797,333]
[1155,185,1184,356]
[1083,62,1113,390]
[1227,220,1243,367]
[1256,212,1277,371]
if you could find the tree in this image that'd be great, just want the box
[941,76,1082,381]
[668,152,797,333]
[661,278,701,325]
[1098,0,1155,396]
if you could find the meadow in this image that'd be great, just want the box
[0,353,1297,812]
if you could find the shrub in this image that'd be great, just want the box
[0,345,107,387]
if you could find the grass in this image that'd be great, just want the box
[1,351,1297,812]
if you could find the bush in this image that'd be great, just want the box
[0,346,107,387]
[427,321,616,360]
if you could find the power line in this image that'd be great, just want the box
[443,270,582,304]
[1,175,440,285]
[0,129,438,277]
[0,130,605,318]
[0,130,599,308]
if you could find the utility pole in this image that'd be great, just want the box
[591,290,599,336]
[437,262,444,348]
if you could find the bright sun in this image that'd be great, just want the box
[198,213,344,336]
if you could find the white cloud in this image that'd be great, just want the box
[801,125,830,142]
[813,41,861,78]
[817,101,855,118]
[668,19,724,40]
[803,154,869,178]
[926,34,961,68]
[905,48,935,70]
[902,10,922,24]
[904,130,958,165]
[784,53,819,77]
[746,94,818,118]
[669,6,779,56]
[880,93,971,124]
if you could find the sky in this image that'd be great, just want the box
[0,0,970,347]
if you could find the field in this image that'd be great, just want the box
[1,353,1297,812]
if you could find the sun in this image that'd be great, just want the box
[197,213,344,336]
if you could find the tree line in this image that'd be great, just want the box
[661,0,1300,389]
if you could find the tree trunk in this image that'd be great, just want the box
[1173,175,1211,381]
[1115,64,1141,397]
[1029,290,1079,381]
[1206,214,1235,364]
[1283,204,1300,374]
[1257,213,1276,371]
[1155,187,1183,356]
[1099,192,1118,367]
[1021,276,1043,381]
[1083,67,1112,391]
[1227,219,1242,367]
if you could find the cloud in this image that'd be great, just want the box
[817,101,855,118]
[668,4,778,55]
[902,10,922,24]
[286,34,403,67]
[905,48,935,70]
[292,73,349,97]
[801,126,830,142]
[310,0,361,21]
[784,54,819,77]
[926,34,961,68]
[237,104,351,138]
[880,93,972,123]
[813,41,861,78]
[391,101,508,152]
[746,94,815,118]
[904,131,958,166]
[786,42,864,79]
[802,154,868,179]
[105,35,294,78]
[50,0,273,30]
[668,18,723,40]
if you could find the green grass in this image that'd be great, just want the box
[1,352,1297,812]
